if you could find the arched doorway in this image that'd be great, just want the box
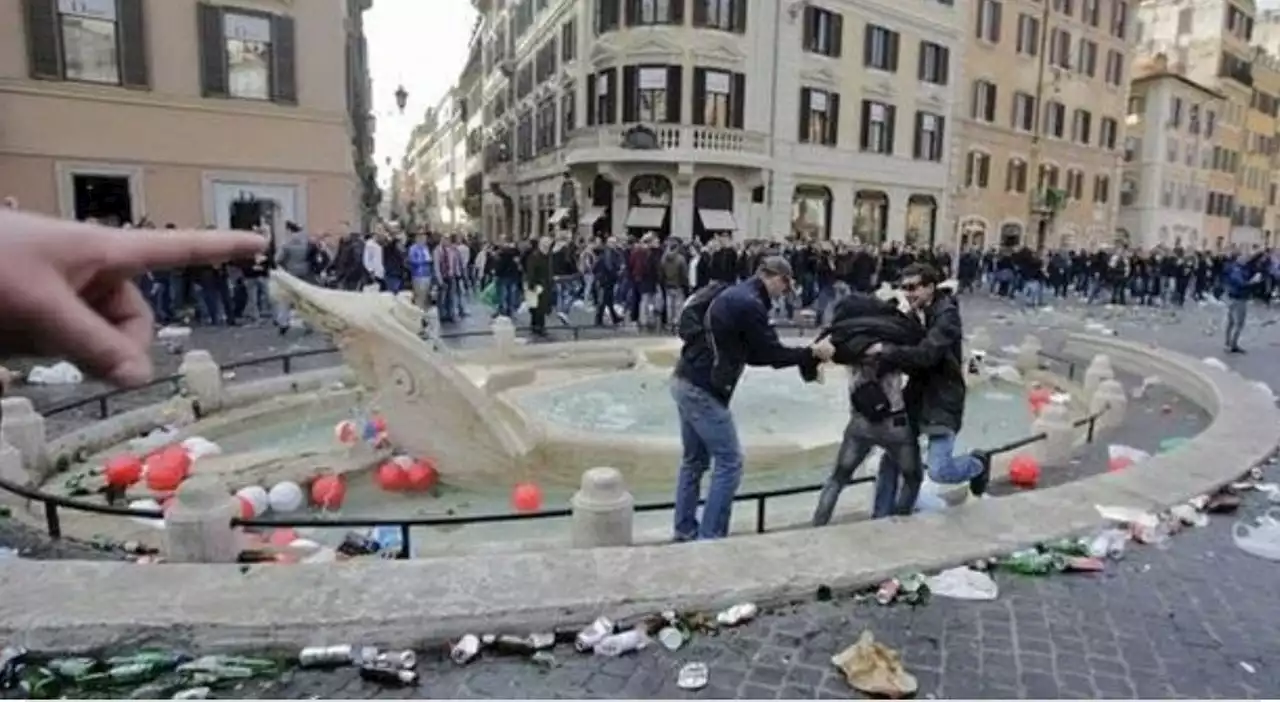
[958,217,987,250]
[586,174,614,239]
[906,195,937,248]
[626,174,672,239]
[791,185,832,241]
[694,177,736,243]
[999,222,1024,249]
[853,190,889,245]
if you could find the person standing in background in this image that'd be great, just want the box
[659,239,689,329]
[408,231,435,311]
[274,221,314,335]
[524,236,555,336]
[362,229,385,291]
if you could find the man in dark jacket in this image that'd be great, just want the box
[867,263,992,496]
[671,256,834,541]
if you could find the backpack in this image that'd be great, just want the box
[677,281,730,344]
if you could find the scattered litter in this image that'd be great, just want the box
[875,574,929,605]
[593,629,648,657]
[925,567,998,601]
[27,361,83,385]
[656,626,685,651]
[1240,661,1257,674]
[1233,510,1280,562]
[128,427,181,455]
[450,635,481,665]
[677,662,709,691]
[1087,529,1129,558]
[1201,356,1229,371]
[1169,504,1209,528]
[715,602,759,627]
[574,617,615,653]
[831,631,917,699]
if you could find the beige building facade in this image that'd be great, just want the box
[952,0,1133,251]
[0,0,367,234]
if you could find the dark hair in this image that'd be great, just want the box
[900,263,941,285]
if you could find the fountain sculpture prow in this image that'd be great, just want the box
[269,271,537,486]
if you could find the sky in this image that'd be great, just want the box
[365,0,477,183]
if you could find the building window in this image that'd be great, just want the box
[1100,116,1118,149]
[1043,100,1065,137]
[864,25,899,72]
[694,0,745,31]
[596,0,621,33]
[516,62,534,99]
[1072,108,1092,143]
[972,80,997,122]
[1012,91,1035,131]
[913,111,945,161]
[799,88,839,145]
[1038,163,1060,190]
[1050,28,1071,69]
[561,83,576,142]
[1093,174,1110,203]
[1110,0,1128,39]
[693,68,744,128]
[1083,0,1101,26]
[29,0,137,85]
[536,96,557,153]
[1226,5,1253,40]
[860,100,896,154]
[517,109,533,162]
[976,0,1002,42]
[1006,158,1028,192]
[627,0,681,26]
[803,6,842,56]
[918,41,949,85]
[622,65,681,123]
[587,68,617,125]
[1065,168,1084,200]
[1104,49,1123,86]
[965,151,991,188]
[198,4,295,103]
[534,39,558,84]
[1016,13,1039,56]
[1206,109,1217,137]
[1076,38,1097,76]
[561,20,576,62]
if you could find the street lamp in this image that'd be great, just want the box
[394,84,408,113]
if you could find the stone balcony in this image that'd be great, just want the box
[563,124,769,170]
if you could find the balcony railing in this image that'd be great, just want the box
[565,124,769,157]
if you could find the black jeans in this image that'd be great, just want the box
[812,416,923,526]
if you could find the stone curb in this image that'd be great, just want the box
[1,336,1276,654]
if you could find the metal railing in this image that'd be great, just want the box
[13,323,1097,558]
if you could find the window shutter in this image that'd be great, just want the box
[888,32,900,71]
[670,0,684,24]
[666,65,683,122]
[621,66,638,122]
[624,0,638,25]
[859,100,871,149]
[198,3,228,98]
[692,67,707,125]
[912,112,923,158]
[992,2,1003,42]
[935,116,946,160]
[117,0,149,88]
[830,13,843,56]
[885,105,897,154]
[732,0,747,32]
[692,0,707,25]
[917,43,927,81]
[803,7,815,50]
[828,93,840,145]
[586,73,598,125]
[270,15,298,104]
[863,25,873,65]
[965,153,974,185]
[798,88,811,142]
[22,0,60,80]
[731,72,745,128]
[940,45,950,85]
[604,68,618,123]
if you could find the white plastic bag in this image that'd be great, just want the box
[26,361,83,385]
[1201,357,1229,371]
[926,567,998,601]
[1108,444,1151,465]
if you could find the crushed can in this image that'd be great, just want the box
[450,635,481,665]
[574,617,615,652]
[593,629,648,657]
[875,579,901,605]
[528,633,556,650]
[298,645,355,668]
[375,650,417,671]
[715,602,758,627]
[358,662,418,686]
[677,662,709,691]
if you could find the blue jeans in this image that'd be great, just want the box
[670,377,743,541]
[1226,298,1248,348]
[924,430,983,484]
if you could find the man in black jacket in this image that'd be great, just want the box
[867,263,993,496]
[671,256,834,541]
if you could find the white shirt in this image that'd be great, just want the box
[363,239,385,280]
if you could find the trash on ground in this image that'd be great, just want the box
[1201,356,1229,371]
[831,630,917,699]
[530,651,558,668]
[1204,488,1242,513]
[1087,528,1129,558]
[1233,510,1280,562]
[925,567,998,601]
[1169,504,1209,528]
[27,361,83,385]
[715,602,759,626]
[574,617,615,653]
[875,573,930,605]
[1240,661,1257,674]
[357,662,417,686]
[593,629,648,657]
[657,626,685,651]
[677,662,709,691]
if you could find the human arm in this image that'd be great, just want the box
[875,302,962,371]
[738,303,817,368]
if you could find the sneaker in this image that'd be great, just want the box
[969,451,992,497]
[556,311,571,325]
[1229,346,1246,354]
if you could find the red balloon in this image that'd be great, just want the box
[311,475,346,509]
[234,495,255,519]
[376,462,409,492]
[1009,454,1041,488]
[269,528,299,546]
[406,460,440,492]
[512,482,543,512]
[103,454,143,488]
[145,451,185,492]
[155,445,192,478]
[1108,456,1134,473]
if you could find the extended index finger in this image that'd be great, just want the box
[105,228,267,272]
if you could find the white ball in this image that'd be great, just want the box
[267,481,304,513]
[128,498,164,528]
[235,485,269,517]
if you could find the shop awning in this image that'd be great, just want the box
[625,206,667,229]
[580,206,606,226]
[699,209,738,232]
[549,208,571,225]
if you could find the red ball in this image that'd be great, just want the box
[376,463,409,492]
[159,445,193,478]
[145,451,185,492]
[405,459,440,492]
[103,454,143,488]
[512,482,543,512]
[311,475,346,509]
[233,495,255,519]
[1107,456,1134,473]
[1009,454,1041,488]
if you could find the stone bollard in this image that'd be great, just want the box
[0,442,30,491]
[1029,402,1074,466]
[1015,335,1043,373]
[1082,354,1115,404]
[179,350,223,414]
[164,474,239,563]
[491,316,517,359]
[570,467,634,548]
[968,326,992,354]
[1089,378,1128,432]
[0,397,46,479]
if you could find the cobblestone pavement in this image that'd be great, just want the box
[5,293,1280,698]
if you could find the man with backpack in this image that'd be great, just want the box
[671,256,834,541]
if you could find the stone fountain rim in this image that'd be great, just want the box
[1,335,1274,653]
